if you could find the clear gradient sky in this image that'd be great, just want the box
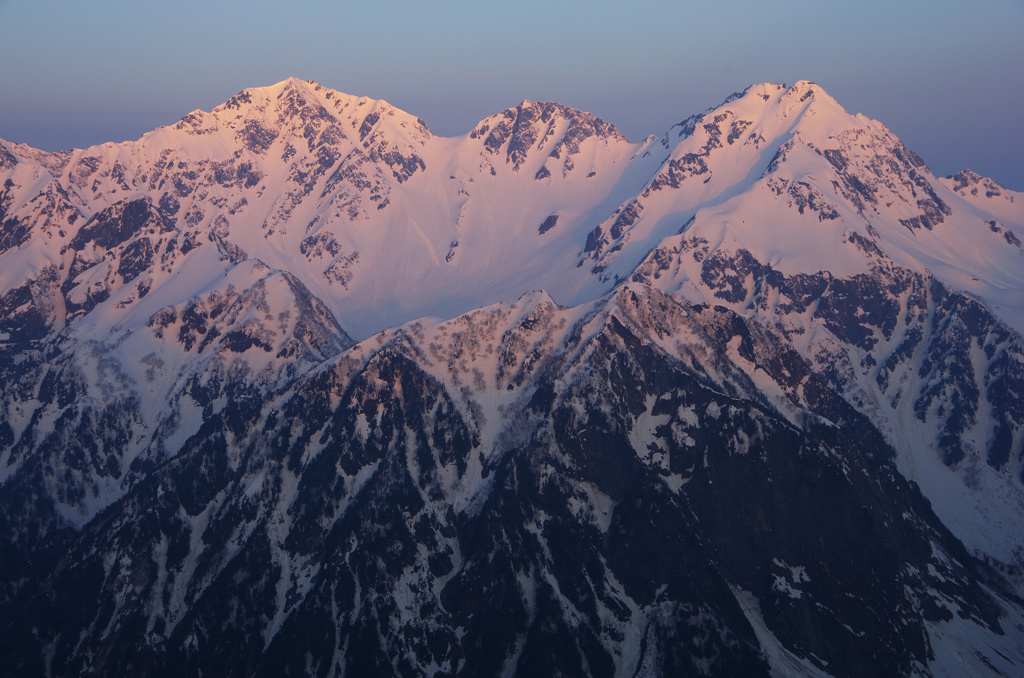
[1,0,1022,188]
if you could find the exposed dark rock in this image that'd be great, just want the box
[69,198,171,251]
[117,237,154,283]
[538,214,559,235]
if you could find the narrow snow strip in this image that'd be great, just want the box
[729,586,834,678]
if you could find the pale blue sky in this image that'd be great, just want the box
[1,0,1022,188]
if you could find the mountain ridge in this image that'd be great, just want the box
[1,78,1023,677]
[3,78,1019,339]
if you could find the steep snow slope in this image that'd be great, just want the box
[581,82,1024,329]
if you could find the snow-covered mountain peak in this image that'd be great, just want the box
[573,79,1024,336]
[941,168,1018,211]
[577,81,860,277]
[669,80,859,146]
[0,140,19,170]
[173,78,433,157]
[467,99,629,176]
[1,78,1019,344]
[780,79,828,102]
[483,99,623,136]
[214,77,341,116]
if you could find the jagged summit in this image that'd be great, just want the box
[471,99,627,144]
[464,99,629,183]
[163,77,433,156]
[670,81,847,138]
[211,77,413,122]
